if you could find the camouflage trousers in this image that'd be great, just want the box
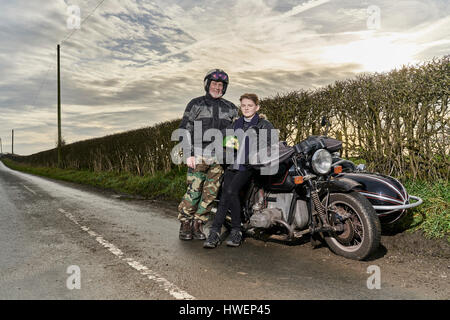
[178,160,224,223]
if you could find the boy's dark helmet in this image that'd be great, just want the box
[204,69,229,95]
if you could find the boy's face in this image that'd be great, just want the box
[240,98,260,118]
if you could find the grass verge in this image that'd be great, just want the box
[1,158,187,202]
[2,158,448,241]
[400,179,449,241]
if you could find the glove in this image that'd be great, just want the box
[223,135,239,150]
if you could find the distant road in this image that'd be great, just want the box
[0,161,447,299]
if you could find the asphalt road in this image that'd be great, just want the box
[0,161,448,300]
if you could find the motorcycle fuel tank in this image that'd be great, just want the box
[254,161,297,192]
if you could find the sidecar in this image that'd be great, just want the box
[333,169,423,224]
[249,140,423,225]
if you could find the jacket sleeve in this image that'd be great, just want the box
[245,120,278,167]
[256,120,276,150]
[265,121,276,147]
[220,103,239,139]
[221,120,235,138]
[179,99,197,157]
[231,104,239,120]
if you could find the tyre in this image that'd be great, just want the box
[324,192,381,260]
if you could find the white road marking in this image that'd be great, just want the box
[23,184,37,195]
[57,208,195,300]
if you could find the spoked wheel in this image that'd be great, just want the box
[324,192,381,260]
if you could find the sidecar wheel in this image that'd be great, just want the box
[324,192,381,261]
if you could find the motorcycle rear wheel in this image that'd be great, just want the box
[324,192,381,260]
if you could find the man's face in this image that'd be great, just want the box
[209,80,224,98]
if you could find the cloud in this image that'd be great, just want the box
[0,0,448,155]
[281,0,331,17]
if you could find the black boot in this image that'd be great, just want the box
[226,229,243,247]
[192,219,206,240]
[179,220,193,240]
[203,230,221,248]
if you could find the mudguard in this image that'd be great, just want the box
[326,177,362,192]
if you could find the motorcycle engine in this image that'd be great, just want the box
[249,207,282,229]
[250,190,309,229]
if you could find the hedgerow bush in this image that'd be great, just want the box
[8,56,449,181]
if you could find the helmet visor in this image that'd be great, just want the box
[210,71,228,81]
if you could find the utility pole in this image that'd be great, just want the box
[0,137,2,154]
[57,44,62,167]
[12,129,14,155]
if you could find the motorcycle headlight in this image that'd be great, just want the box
[311,149,332,175]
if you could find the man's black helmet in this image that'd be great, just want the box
[204,69,229,96]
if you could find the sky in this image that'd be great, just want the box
[0,0,449,155]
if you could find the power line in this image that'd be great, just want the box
[7,0,110,155]
[29,0,108,109]
[30,59,55,109]
[60,0,107,46]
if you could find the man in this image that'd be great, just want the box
[178,69,238,240]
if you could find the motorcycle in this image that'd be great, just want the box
[216,117,423,261]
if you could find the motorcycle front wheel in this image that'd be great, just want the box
[324,192,381,260]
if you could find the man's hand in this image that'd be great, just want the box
[187,156,196,169]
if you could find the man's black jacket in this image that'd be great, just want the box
[179,93,238,157]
